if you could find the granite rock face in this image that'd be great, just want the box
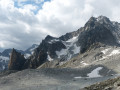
[8,49,26,70]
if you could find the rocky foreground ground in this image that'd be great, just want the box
[82,77,120,90]
[0,67,118,90]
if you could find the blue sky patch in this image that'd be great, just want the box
[14,0,51,14]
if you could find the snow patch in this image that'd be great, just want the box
[48,39,60,44]
[30,45,38,52]
[74,67,103,79]
[2,65,5,70]
[24,53,31,59]
[56,49,67,58]
[73,44,80,55]
[47,54,53,61]
[74,76,82,79]
[108,50,120,56]
[56,36,80,60]
[81,61,89,66]
[87,67,103,78]
[66,36,78,42]
[101,48,110,54]
[99,49,120,61]
[24,44,38,59]
[31,51,34,55]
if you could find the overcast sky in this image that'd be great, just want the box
[0,0,120,52]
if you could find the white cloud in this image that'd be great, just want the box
[35,0,44,4]
[0,42,4,48]
[0,0,120,51]
[18,4,37,14]
[0,0,14,9]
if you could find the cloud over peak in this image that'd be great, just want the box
[0,0,120,51]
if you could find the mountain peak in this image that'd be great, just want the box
[78,16,119,53]
[45,35,56,41]
[97,15,109,20]
[96,15,111,24]
[89,16,97,21]
[87,15,111,24]
[84,15,113,31]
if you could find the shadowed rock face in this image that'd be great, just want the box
[0,49,26,71]
[8,49,26,70]
[38,38,66,58]
[78,16,118,53]
[23,38,66,69]
[59,29,82,41]
[24,50,48,69]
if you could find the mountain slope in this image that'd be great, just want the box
[8,15,120,70]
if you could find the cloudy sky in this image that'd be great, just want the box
[0,0,120,51]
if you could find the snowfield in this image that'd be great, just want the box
[56,36,80,60]
[74,67,103,79]
[87,67,103,78]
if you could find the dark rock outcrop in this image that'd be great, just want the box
[0,49,26,71]
[23,36,66,69]
[78,16,119,53]
[8,49,26,70]
[59,29,82,41]
[24,50,47,69]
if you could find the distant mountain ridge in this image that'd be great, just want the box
[8,15,120,70]
[0,44,38,71]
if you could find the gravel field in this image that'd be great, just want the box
[0,68,118,90]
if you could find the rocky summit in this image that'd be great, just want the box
[1,15,120,90]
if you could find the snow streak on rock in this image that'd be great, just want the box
[56,36,80,60]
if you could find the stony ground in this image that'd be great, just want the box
[82,77,120,90]
[0,68,118,90]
